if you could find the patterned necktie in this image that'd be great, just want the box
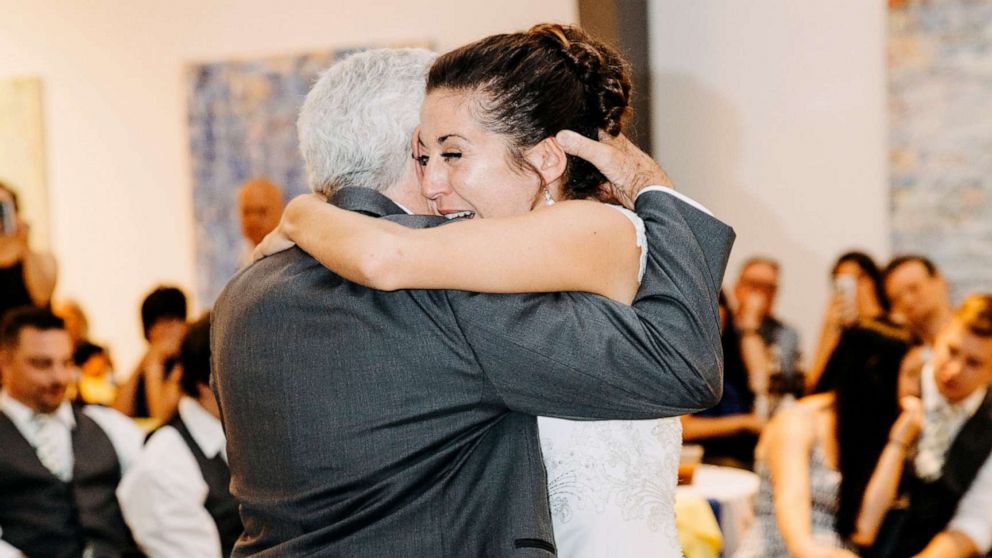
[32,413,71,482]
[916,403,955,481]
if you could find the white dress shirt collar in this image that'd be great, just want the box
[0,390,75,431]
[956,385,989,419]
[178,396,226,461]
[636,185,714,217]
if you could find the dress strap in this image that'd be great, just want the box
[607,205,648,283]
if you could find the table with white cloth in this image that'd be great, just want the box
[676,465,760,557]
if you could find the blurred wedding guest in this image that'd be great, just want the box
[0,182,57,322]
[73,341,118,407]
[807,251,892,393]
[683,293,767,469]
[733,257,802,379]
[0,307,145,558]
[883,255,952,346]
[734,321,913,558]
[118,315,242,558]
[854,294,992,558]
[237,177,284,267]
[113,286,187,422]
[53,299,90,349]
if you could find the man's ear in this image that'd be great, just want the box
[523,137,567,186]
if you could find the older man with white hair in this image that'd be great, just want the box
[212,47,734,557]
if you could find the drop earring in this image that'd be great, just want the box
[543,188,556,206]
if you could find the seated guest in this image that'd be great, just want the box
[683,293,766,469]
[118,315,242,558]
[883,255,952,347]
[73,341,118,406]
[0,183,57,322]
[113,286,187,422]
[0,306,144,558]
[808,251,891,392]
[734,322,913,558]
[236,177,284,268]
[733,256,802,378]
[855,294,992,558]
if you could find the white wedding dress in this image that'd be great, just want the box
[539,206,683,558]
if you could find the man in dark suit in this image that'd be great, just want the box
[212,48,735,557]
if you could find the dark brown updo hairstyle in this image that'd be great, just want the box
[427,23,633,201]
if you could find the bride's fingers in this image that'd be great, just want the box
[253,230,296,261]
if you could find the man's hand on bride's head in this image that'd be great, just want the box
[554,130,673,209]
[252,193,324,261]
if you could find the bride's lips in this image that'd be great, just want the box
[438,209,476,220]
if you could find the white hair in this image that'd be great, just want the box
[298,48,435,195]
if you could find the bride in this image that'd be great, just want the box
[261,24,697,557]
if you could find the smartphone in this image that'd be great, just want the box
[834,274,858,324]
[0,198,15,236]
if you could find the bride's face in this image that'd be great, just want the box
[416,88,542,219]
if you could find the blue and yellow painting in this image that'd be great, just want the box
[186,47,363,306]
[889,1,992,300]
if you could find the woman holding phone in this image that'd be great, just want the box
[0,182,57,323]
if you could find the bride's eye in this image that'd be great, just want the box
[415,154,430,167]
[441,152,462,162]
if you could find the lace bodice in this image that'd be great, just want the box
[538,214,681,557]
[539,417,683,557]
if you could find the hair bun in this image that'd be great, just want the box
[529,24,631,137]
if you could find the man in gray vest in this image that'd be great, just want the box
[118,316,242,558]
[864,294,992,558]
[212,48,735,557]
[0,307,145,558]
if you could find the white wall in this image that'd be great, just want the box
[0,0,577,371]
[648,1,889,363]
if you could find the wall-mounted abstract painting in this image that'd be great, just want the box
[889,0,992,301]
[186,47,367,307]
[0,76,50,251]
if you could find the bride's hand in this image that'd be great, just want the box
[555,130,673,209]
[252,193,326,261]
[252,228,295,261]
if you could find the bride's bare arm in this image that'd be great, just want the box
[279,194,642,304]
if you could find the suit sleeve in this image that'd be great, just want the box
[448,190,735,420]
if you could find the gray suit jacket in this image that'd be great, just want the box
[211,187,734,557]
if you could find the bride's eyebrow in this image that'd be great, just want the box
[438,134,469,144]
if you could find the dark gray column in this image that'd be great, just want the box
[578,0,653,154]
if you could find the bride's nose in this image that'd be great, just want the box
[420,158,451,201]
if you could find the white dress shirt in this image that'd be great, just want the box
[117,397,229,558]
[915,365,992,554]
[0,390,144,558]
